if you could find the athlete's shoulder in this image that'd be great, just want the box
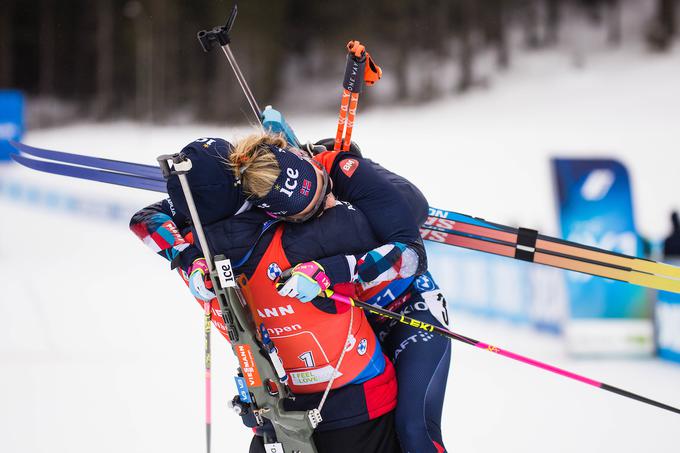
[314,149,363,175]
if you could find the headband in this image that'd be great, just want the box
[254,145,320,217]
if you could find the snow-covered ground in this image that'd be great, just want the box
[2,43,680,452]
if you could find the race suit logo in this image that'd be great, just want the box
[267,262,282,281]
[339,158,359,178]
[357,338,368,356]
[236,344,262,387]
[290,366,342,386]
[215,258,237,288]
[266,323,302,336]
[257,304,295,318]
[414,274,437,292]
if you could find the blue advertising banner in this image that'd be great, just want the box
[552,158,653,356]
[0,90,25,161]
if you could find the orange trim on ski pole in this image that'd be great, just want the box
[334,89,351,150]
[342,92,361,151]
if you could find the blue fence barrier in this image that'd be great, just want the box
[0,177,139,223]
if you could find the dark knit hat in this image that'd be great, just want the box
[166,137,248,225]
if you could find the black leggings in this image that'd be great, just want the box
[248,411,400,453]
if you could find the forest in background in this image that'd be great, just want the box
[0,0,678,126]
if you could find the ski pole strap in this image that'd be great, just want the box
[364,54,382,86]
[514,227,538,262]
[346,41,382,87]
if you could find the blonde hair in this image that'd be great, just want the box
[230,131,287,198]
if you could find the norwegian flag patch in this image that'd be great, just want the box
[300,179,312,196]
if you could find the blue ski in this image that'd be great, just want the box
[10,153,167,193]
[428,207,508,231]
[9,141,164,180]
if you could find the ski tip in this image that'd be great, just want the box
[8,140,48,155]
[8,140,23,151]
[9,152,35,167]
[9,152,36,169]
[8,140,42,156]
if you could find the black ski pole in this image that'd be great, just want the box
[329,291,680,416]
[272,281,680,418]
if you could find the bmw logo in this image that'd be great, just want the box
[414,274,436,292]
[357,338,368,356]
[267,262,282,281]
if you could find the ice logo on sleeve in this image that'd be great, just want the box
[267,262,282,281]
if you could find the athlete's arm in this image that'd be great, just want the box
[317,154,427,285]
[129,199,203,272]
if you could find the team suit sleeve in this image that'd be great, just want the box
[129,198,203,273]
[316,155,428,285]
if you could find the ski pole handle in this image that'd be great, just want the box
[157,154,216,272]
[197,4,262,123]
[343,41,367,94]
[276,268,293,285]
[343,40,382,91]
[197,4,237,52]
